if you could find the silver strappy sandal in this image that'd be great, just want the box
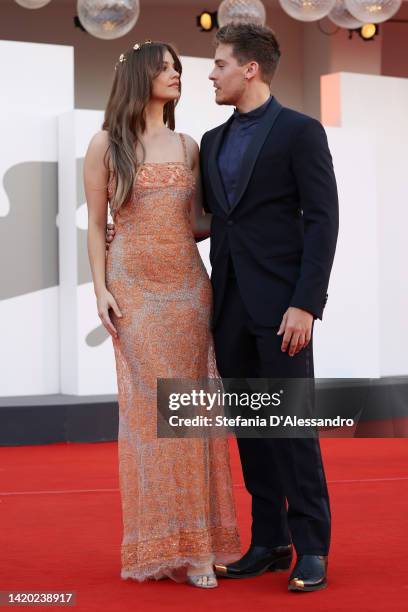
[187,572,218,589]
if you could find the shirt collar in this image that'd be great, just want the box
[233,95,273,122]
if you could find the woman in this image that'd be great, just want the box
[84,40,241,588]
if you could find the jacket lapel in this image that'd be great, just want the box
[207,115,234,214]
[228,96,283,215]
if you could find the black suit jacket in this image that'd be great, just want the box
[200,96,339,328]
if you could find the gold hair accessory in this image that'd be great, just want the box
[133,40,152,51]
[115,41,152,70]
[115,53,126,71]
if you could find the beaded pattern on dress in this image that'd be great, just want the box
[105,134,241,582]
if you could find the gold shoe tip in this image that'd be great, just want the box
[214,563,228,574]
[289,578,304,588]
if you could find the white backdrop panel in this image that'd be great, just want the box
[321,73,408,377]
[0,40,74,114]
[0,40,73,396]
[314,128,381,378]
[0,113,61,395]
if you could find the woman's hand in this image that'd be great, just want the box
[106,222,116,250]
[96,288,123,339]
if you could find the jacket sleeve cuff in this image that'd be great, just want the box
[289,292,328,321]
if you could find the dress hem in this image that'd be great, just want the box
[120,550,242,583]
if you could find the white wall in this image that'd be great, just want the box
[314,128,381,377]
[0,40,73,395]
[319,72,408,377]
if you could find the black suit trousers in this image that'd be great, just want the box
[212,263,331,555]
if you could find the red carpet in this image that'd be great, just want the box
[1,438,407,611]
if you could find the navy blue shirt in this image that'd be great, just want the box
[218,95,273,208]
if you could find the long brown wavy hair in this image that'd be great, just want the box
[102,41,182,217]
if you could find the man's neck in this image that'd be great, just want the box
[235,87,272,114]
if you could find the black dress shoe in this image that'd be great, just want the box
[214,545,293,579]
[288,555,328,592]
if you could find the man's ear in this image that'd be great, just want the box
[245,61,259,81]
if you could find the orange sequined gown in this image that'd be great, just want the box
[105,133,241,582]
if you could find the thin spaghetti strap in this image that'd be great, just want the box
[179,132,189,166]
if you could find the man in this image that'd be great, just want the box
[201,23,338,593]
[107,23,339,593]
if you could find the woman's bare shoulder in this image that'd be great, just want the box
[181,133,199,151]
[88,129,110,153]
[86,130,112,171]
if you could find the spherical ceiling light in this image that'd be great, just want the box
[200,12,214,30]
[14,0,52,8]
[197,10,218,31]
[344,0,401,24]
[359,22,379,37]
[279,0,336,22]
[328,0,363,27]
[77,0,140,40]
[217,0,266,28]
